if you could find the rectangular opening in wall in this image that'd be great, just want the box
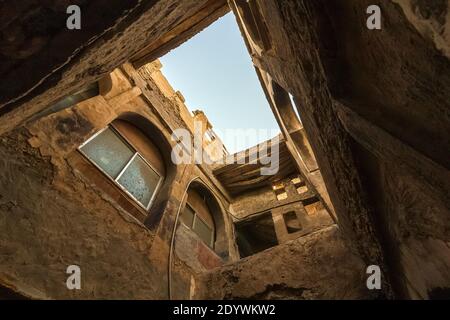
[283,211,302,234]
[235,212,278,258]
[34,82,99,120]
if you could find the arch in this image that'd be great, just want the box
[168,177,231,299]
[263,73,319,172]
[181,179,229,260]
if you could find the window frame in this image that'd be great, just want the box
[181,203,215,248]
[78,125,164,211]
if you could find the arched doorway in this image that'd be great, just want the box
[179,180,229,261]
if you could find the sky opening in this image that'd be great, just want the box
[160,13,280,154]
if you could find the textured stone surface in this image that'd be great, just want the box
[241,0,390,294]
[195,226,376,300]
[0,129,161,299]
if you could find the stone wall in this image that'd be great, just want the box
[195,226,376,300]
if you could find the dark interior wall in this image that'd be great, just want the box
[0,0,141,108]
[318,0,450,170]
[240,0,450,298]
[313,0,450,299]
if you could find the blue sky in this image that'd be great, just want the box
[160,13,280,154]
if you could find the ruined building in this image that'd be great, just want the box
[0,0,449,300]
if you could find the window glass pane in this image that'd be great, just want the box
[117,155,160,208]
[193,217,213,247]
[181,205,195,228]
[80,128,134,178]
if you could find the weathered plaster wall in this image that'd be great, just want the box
[195,226,376,300]
[354,146,450,299]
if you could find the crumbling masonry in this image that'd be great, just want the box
[0,0,449,300]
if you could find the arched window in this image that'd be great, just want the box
[180,189,215,248]
[79,119,165,210]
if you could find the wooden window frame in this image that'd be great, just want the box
[78,125,164,211]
